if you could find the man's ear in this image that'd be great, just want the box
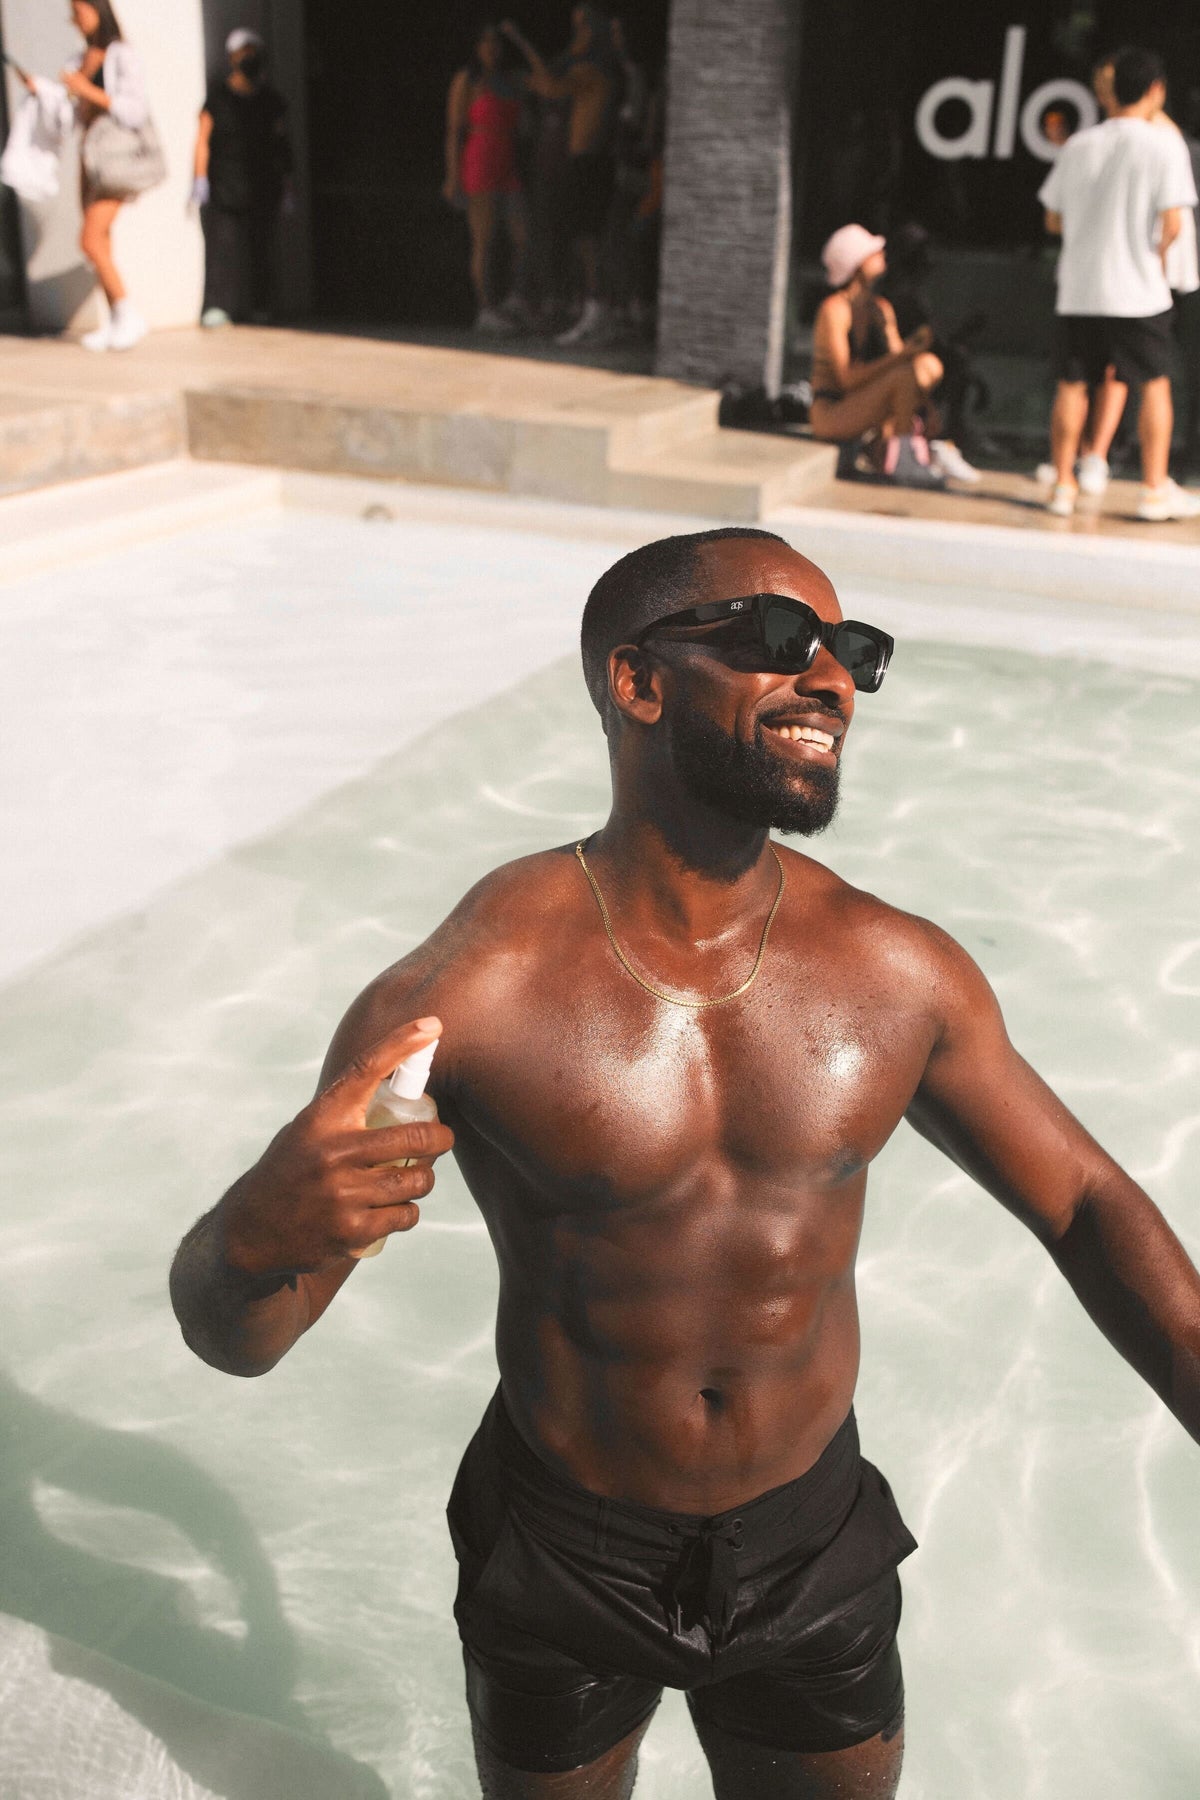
[608,643,664,724]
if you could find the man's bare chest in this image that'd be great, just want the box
[443,957,934,1210]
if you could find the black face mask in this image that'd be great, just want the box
[237,49,263,79]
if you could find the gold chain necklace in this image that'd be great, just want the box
[574,838,786,1010]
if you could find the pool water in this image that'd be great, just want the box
[1,505,1199,1800]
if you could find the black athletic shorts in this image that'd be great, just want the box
[1055,309,1174,385]
[447,1386,917,1774]
[565,151,616,237]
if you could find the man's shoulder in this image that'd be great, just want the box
[1053,122,1108,171]
[324,849,582,1083]
[776,848,966,986]
[382,847,580,995]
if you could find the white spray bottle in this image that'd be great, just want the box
[354,1034,440,1259]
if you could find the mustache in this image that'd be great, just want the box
[757,702,846,727]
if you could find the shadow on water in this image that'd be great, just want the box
[0,1363,388,1800]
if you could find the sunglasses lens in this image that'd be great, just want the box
[763,601,818,670]
[834,626,888,692]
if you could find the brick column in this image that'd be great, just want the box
[655,0,800,396]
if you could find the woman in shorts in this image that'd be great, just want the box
[59,0,151,350]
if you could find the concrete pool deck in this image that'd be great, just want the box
[2,324,1200,542]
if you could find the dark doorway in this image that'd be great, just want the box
[303,0,668,327]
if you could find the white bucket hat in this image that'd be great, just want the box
[226,28,265,54]
[821,224,887,289]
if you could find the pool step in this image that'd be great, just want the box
[185,383,835,521]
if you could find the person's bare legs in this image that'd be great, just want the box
[1138,375,1173,489]
[1083,371,1128,464]
[811,363,927,443]
[1050,379,1089,487]
[472,1713,655,1800]
[692,1711,905,1800]
[466,192,498,310]
[80,198,126,304]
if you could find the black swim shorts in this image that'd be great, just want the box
[447,1387,917,1774]
[1055,310,1174,386]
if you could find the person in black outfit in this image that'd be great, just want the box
[191,28,292,326]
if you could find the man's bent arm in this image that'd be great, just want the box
[169,1012,451,1377]
[907,927,1200,1444]
[169,1199,352,1378]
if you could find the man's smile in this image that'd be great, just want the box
[760,712,845,757]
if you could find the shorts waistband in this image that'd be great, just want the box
[485,1386,862,1575]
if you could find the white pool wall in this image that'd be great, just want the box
[2,461,1199,990]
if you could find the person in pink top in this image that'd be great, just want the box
[443,23,528,334]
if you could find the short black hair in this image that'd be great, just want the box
[1112,46,1165,107]
[580,527,791,722]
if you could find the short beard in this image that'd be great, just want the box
[668,707,840,836]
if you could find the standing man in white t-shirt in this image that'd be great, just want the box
[1038,45,1200,521]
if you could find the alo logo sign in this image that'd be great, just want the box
[915,25,1098,163]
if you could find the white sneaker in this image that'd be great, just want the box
[80,318,112,352]
[555,300,605,346]
[930,440,982,483]
[1034,462,1057,485]
[1136,478,1200,522]
[107,302,147,351]
[1047,483,1077,517]
[1077,453,1109,496]
[200,306,230,329]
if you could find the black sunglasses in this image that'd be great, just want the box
[639,593,894,693]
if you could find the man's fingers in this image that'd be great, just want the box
[318,1016,442,1120]
[351,1119,455,1166]
[352,1201,421,1245]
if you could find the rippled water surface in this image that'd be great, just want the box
[2,537,1199,1798]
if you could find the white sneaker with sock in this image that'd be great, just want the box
[1047,483,1077,517]
[1136,478,1200,522]
[1077,453,1109,496]
[930,440,982,483]
[108,300,147,351]
[555,300,605,346]
[80,315,112,352]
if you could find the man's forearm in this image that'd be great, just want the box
[169,1205,309,1377]
[1050,1173,1200,1443]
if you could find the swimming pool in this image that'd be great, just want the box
[2,478,1199,1799]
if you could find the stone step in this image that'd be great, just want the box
[609,429,836,519]
[0,390,185,497]
[185,385,834,520]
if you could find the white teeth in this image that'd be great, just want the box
[770,724,834,749]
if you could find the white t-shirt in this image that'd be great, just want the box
[1038,117,1198,316]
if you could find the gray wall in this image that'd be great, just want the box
[656,0,800,395]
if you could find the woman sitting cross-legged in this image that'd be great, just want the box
[810,224,979,485]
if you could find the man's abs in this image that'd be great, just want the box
[481,1166,867,1515]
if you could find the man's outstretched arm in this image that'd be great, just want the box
[906,930,1200,1443]
[169,1016,453,1377]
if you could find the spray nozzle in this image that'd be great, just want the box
[386,1035,438,1101]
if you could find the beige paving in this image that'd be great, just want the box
[0,325,1198,544]
[793,464,1200,549]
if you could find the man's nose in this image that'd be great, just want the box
[797,644,856,709]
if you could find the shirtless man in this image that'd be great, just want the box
[502,8,616,344]
[170,527,1200,1800]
